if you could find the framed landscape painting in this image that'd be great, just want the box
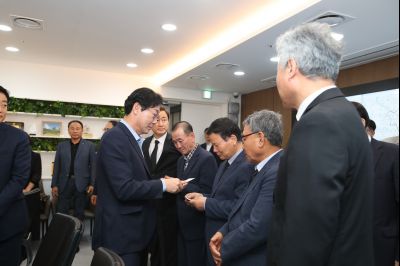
[5,121,24,130]
[42,121,62,136]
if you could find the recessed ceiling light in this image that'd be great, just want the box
[5,46,19,52]
[0,25,12,32]
[126,63,138,68]
[270,56,279,62]
[234,71,245,76]
[331,32,344,41]
[141,48,154,54]
[162,24,177,31]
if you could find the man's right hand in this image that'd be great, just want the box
[51,186,59,198]
[91,195,97,206]
[162,177,183,193]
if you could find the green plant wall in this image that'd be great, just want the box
[10,97,121,150]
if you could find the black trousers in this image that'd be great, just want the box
[0,232,24,266]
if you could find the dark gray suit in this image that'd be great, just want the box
[371,138,399,266]
[218,150,282,266]
[268,88,375,266]
[51,139,96,219]
[204,151,253,265]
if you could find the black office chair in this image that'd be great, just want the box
[32,213,84,266]
[91,247,125,266]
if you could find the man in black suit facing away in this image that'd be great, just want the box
[142,107,181,266]
[0,86,31,266]
[267,23,375,266]
[352,102,399,266]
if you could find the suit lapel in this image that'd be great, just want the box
[211,161,227,196]
[157,133,172,167]
[118,123,151,176]
[304,87,344,116]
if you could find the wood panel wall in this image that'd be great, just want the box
[241,55,399,147]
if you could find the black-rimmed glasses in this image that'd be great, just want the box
[242,131,259,141]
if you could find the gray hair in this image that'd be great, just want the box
[243,110,283,147]
[276,22,343,81]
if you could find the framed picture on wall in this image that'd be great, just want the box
[42,121,62,136]
[5,121,24,130]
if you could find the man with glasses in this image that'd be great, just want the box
[0,86,31,265]
[209,110,283,266]
[93,88,184,266]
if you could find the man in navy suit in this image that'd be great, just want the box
[142,107,181,266]
[171,121,218,266]
[352,102,399,266]
[92,88,183,266]
[0,86,31,266]
[185,117,253,266]
[267,23,374,266]
[209,110,283,266]
[51,120,96,221]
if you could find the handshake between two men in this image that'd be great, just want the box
[160,175,189,194]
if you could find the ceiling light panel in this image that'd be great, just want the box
[5,46,19,52]
[141,48,154,54]
[0,25,12,31]
[162,24,177,31]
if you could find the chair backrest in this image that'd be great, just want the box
[32,213,84,266]
[91,247,125,266]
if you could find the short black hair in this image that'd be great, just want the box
[172,121,193,134]
[203,127,209,133]
[368,119,376,131]
[109,120,118,127]
[68,120,83,128]
[351,102,370,128]
[160,106,170,120]
[0,86,10,102]
[124,87,163,115]
[207,117,242,141]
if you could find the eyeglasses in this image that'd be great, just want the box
[242,131,259,141]
[142,108,159,121]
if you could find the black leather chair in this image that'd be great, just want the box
[32,213,84,266]
[91,247,125,266]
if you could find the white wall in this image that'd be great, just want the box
[181,102,226,144]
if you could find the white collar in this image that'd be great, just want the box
[153,132,167,144]
[296,85,336,121]
[256,149,282,172]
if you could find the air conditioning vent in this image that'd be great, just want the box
[215,63,240,71]
[11,15,44,30]
[308,11,354,27]
[260,76,276,85]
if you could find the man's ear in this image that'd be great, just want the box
[287,59,298,78]
[132,102,141,115]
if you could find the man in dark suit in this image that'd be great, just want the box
[200,128,223,165]
[209,110,283,266]
[0,86,31,266]
[92,88,183,266]
[267,23,374,266]
[51,120,96,221]
[185,117,253,266]
[352,102,399,266]
[171,121,218,266]
[142,107,181,266]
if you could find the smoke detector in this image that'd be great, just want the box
[11,15,44,30]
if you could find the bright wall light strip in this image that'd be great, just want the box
[152,0,320,86]
[5,46,19,52]
[0,25,12,31]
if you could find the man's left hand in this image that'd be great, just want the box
[87,185,94,195]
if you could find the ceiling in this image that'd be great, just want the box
[0,0,398,96]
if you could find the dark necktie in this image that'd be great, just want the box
[221,162,230,176]
[250,169,259,183]
[150,140,159,171]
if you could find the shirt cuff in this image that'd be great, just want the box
[161,179,166,192]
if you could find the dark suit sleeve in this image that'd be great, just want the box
[181,154,217,195]
[89,142,96,186]
[51,143,62,188]
[205,166,249,220]
[220,170,276,262]
[0,133,31,217]
[279,113,350,263]
[29,152,42,186]
[100,133,163,201]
